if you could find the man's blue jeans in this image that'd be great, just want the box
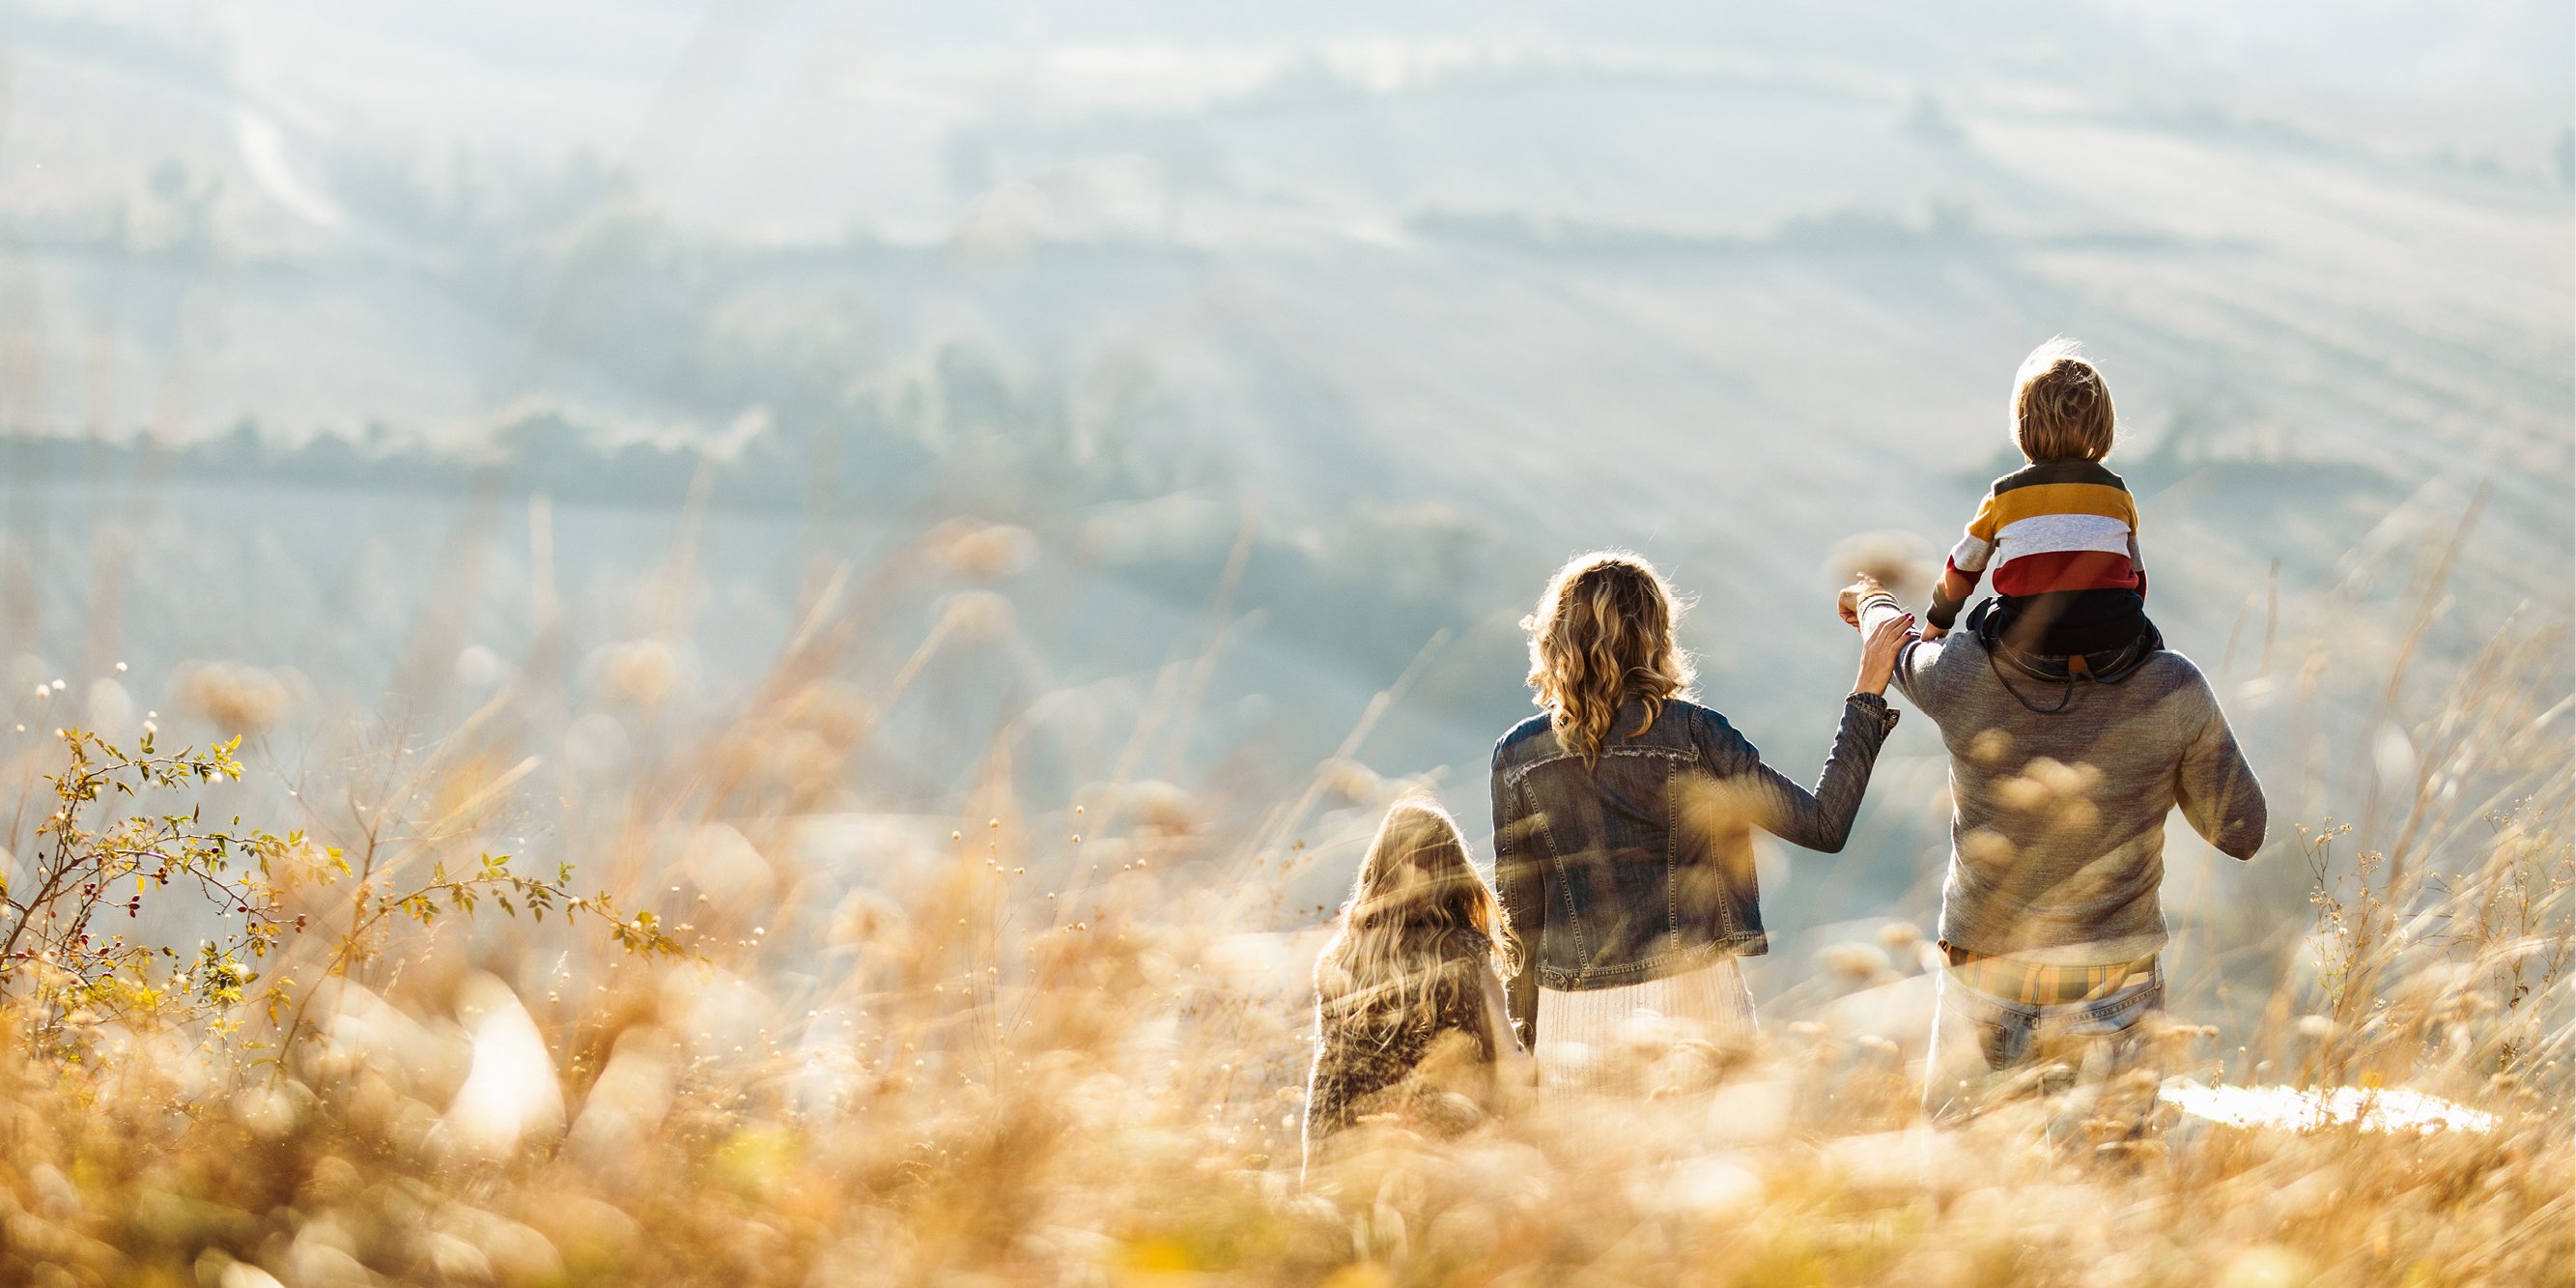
[1922,959,2164,1122]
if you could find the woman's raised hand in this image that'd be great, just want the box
[1854,610,1914,696]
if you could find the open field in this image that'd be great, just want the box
[0,530,2563,1284]
[0,2,2567,1282]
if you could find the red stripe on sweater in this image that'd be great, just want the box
[1992,549,2141,596]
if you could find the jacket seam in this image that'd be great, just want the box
[1698,713,1741,940]
[1538,937,1748,988]
[1501,744,1691,787]
[1523,780,1588,968]
[1663,762,1681,954]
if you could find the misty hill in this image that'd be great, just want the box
[0,0,2566,980]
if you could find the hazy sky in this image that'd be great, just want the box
[24,1,2572,248]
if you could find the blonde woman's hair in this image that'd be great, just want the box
[2011,336,2116,462]
[1522,551,1695,764]
[1315,798,1518,1039]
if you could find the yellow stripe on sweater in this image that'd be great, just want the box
[1968,482,2137,540]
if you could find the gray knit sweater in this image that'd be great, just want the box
[1859,592,2266,964]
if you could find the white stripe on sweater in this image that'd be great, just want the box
[1995,511,2135,558]
[1948,533,1994,572]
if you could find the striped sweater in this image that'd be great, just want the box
[1927,459,2147,634]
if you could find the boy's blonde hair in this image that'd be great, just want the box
[2011,337,2115,462]
[1522,551,1694,765]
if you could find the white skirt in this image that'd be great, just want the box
[1535,957,1757,1096]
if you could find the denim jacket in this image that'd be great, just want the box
[1489,694,1897,1045]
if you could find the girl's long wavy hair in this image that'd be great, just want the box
[1315,799,1519,1041]
[1522,551,1695,764]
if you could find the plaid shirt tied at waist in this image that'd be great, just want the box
[1940,941,2160,1007]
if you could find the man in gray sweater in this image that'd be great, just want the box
[1839,575,2266,1118]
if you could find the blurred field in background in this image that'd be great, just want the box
[0,2,2566,1283]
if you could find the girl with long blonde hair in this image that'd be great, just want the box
[1304,797,1522,1165]
[1492,551,1911,1093]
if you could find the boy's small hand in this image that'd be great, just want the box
[1836,574,1884,628]
[1918,622,1948,641]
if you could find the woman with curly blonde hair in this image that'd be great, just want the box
[1491,551,1911,1093]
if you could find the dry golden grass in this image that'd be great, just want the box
[0,518,2563,1288]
